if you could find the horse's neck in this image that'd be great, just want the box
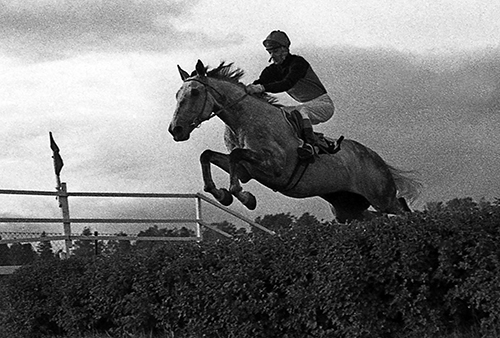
[212,80,299,153]
[214,81,282,130]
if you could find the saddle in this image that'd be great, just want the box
[285,109,343,156]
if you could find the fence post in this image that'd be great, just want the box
[94,231,99,256]
[195,195,202,240]
[59,182,72,255]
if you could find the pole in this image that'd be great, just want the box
[94,231,99,256]
[195,196,202,240]
[59,182,72,255]
[50,132,70,254]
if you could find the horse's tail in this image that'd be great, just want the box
[388,165,422,204]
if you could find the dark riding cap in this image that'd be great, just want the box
[263,30,291,50]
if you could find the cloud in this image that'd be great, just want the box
[0,0,245,60]
[301,46,500,206]
[0,0,185,32]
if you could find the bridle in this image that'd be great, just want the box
[186,77,249,129]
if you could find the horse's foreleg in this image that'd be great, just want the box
[200,150,233,206]
[228,148,262,210]
[200,148,264,210]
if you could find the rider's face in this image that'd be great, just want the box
[267,47,288,65]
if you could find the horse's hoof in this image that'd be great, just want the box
[239,192,256,210]
[217,188,233,206]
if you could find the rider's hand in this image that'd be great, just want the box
[246,84,265,94]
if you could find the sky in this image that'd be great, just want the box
[0,0,499,233]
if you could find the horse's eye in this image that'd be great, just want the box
[191,88,200,96]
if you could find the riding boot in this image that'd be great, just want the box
[297,119,317,160]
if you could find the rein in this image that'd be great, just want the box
[188,78,249,128]
[184,74,311,194]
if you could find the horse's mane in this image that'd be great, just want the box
[206,62,245,83]
[204,62,281,106]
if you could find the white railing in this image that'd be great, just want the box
[0,183,275,273]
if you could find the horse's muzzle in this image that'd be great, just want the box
[168,124,190,142]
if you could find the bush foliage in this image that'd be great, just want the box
[1,198,499,337]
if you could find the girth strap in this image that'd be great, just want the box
[280,159,310,192]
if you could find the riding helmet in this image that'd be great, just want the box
[263,30,291,50]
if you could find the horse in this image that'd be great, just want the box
[168,60,421,223]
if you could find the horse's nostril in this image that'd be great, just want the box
[170,125,183,137]
[169,125,189,141]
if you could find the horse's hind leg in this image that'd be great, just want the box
[398,197,412,212]
[323,192,371,223]
[200,150,234,206]
[382,197,413,215]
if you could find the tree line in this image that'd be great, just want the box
[0,220,247,265]
[4,199,485,266]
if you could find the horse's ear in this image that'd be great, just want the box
[177,65,190,81]
[195,60,206,77]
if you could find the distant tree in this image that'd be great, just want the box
[255,213,296,232]
[216,220,238,234]
[37,232,55,260]
[446,197,478,212]
[0,236,10,265]
[137,225,164,237]
[136,225,171,250]
[105,232,132,255]
[178,226,195,238]
[138,225,197,238]
[424,201,444,212]
[9,243,36,265]
[202,220,246,241]
[135,225,197,249]
[73,227,101,257]
[163,228,179,237]
[136,225,160,250]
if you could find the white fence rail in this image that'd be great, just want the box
[0,184,274,274]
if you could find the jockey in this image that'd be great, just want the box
[246,30,335,159]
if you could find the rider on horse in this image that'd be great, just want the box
[246,30,335,160]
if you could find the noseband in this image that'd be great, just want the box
[186,78,249,128]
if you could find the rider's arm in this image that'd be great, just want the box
[256,56,309,93]
[253,66,279,87]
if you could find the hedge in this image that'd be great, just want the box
[1,198,499,337]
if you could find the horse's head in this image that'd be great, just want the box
[169,60,218,142]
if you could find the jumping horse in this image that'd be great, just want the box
[168,60,420,223]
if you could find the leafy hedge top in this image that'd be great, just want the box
[1,198,499,338]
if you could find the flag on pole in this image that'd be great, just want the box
[49,132,64,176]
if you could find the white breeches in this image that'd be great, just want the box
[296,93,335,125]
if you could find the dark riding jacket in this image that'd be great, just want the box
[253,54,327,103]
